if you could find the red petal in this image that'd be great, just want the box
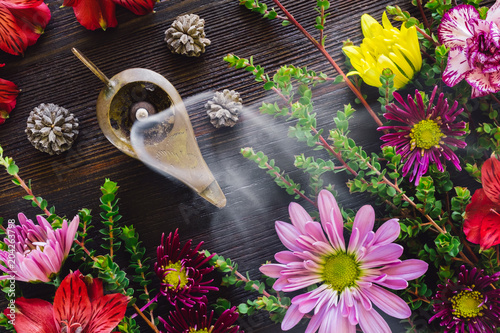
[67,0,117,30]
[63,0,80,6]
[86,293,129,333]
[53,271,92,329]
[0,6,27,55]
[83,275,104,302]
[0,0,44,9]
[9,2,51,46]
[0,78,19,108]
[464,189,494,244]
[112,0,155,15]
[482,157,500,205]
[479,210,500,250]
[7,297,58,333]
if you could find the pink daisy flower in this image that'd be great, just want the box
[260,190,428,333]
[0,213,79,283]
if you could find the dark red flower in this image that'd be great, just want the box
[8,270,129,333]
[0,0,51,56]
[0,77,19,125]
[62,0,156,31]
[464,157,500,250]
[159,297,242,333]
[155,229,218,307]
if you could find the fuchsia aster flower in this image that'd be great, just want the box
[260,190,428,333]
[378,86,467,185]
[0,213,79,283]
[155,229,218,307]
[439,1,500,98]
[9,270,129,333]
[159,296,242,333]
[429,265,500,333]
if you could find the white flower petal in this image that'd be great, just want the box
[442,48,470,87]
[438,4,479,48]
[486,0,500,27]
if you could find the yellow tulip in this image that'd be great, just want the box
[342,12,422,89]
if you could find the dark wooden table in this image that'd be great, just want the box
[0,0,430,332]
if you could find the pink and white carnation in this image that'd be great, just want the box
[260,190,428,333]
[0,213,79,283]
[439,1,500,98]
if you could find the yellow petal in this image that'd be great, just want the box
[382,11,393,30]
[361,14,382,38]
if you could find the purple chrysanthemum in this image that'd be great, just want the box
[260,190,428,333]
[0,213,79,283]
[159,296,242,333]
[438,2,500,98]
[378,86,467,185]
[429,265,500,333]
[154,229,218,307]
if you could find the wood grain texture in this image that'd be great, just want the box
[0,0,450,332]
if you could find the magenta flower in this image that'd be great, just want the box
[159,296,242,333]
[155,229,218,307]
[429,265,500,333]
[0,213,79,283]
[439,1,500,98]
[378,86,467,185]
[260,190,428,333]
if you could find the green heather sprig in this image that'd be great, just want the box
[207,251,291,323]
[99,179,122,259]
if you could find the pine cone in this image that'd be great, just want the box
[164,14,211,57]
[205,90,242,128]
[26,103,79,155]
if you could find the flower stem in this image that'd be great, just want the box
[415,26,439,47]
[133,303,160,333]
[13,173,51,216]
[271,0,384,128]
[415,0,430,30]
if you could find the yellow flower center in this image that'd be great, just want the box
[451,290,485,319]
[322,253,360,291]
[162,261,188,290]
[189,328,210,333]
[410,119,444,150]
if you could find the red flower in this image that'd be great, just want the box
[0,0,51,56]
[8,270,129,333]
[464,157,500,250]
[0,77,19,125]
[62,0,156,31]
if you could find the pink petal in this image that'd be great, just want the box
[372,276,408,290]
[318,190,345,249]
[259,263,284,278]
[372,219,400,246]
[486,0,500,27]
[438,4,478,48]
[360,244,403,268]
[356,304,391,333]
[363,284,412,319]
[289,202,312,234]
[304,306,326,333]
[304,221,328,243]
[281,303,304,330]
[298,297,318,313]
[275,221,301,252]
[273,276,289,291]
[275,251,299,264]
[380,259,428,281]
[442,48,470,87]
[65,215,79,255]
[348,205,374,252]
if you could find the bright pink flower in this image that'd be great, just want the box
[439,1,500,98]
[8,270,129,332]
[0,213,79,282]
[62,0,156,31]
[0,77,19,125]
[463,156,500,250]
[260,190,428,333]
[0,0,51,56]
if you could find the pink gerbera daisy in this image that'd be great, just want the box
[260,190,428,333]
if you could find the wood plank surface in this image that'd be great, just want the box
[0,0,441,332]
